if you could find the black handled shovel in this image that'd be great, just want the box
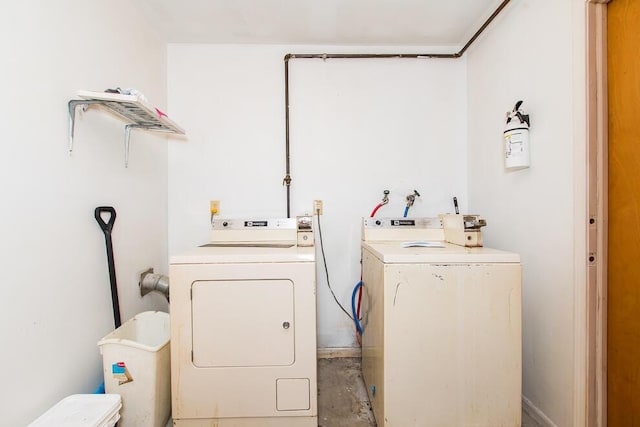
[95,206,121,328]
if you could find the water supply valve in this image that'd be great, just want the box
[370,190,390,217]
[381,190,390,205]
[406,190,420,207]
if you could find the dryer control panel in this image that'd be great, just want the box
[210,217,314,247]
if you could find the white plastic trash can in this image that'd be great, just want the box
[98,311,170,427]
[28,394,121,427]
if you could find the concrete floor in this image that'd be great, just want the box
[318,358,376,427]
[318,357,541,427]
[168,357,541,426]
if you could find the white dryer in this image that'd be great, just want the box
[170,217,317,427]
[360,217,522,426]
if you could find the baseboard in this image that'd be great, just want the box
[317,347,362,359]
[522,395,557,427]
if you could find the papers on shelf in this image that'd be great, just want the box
[400,241,445,248]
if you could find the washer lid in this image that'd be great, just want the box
[362,241,520,264]
[170,244,315,264]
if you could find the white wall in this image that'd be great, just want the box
[0,2,170,425]
[466,0,586,425]
[167,44,468,347]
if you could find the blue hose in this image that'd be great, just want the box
[351,281,364,335]
[403,206,409,218]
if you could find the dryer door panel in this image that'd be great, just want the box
[191,279,295,367]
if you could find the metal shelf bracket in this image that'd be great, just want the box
[67,91,185,167]
[68,99,102,155]
[124,124,158,168]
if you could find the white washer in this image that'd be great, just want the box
[170,217,317,427]
[360,217,522,426]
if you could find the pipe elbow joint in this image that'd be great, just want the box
[139,268,170,301]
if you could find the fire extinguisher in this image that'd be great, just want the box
[504,100,531,170]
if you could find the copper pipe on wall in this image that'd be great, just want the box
[283,58,292,218]
[457,0,513,57]
[282,0,512,217]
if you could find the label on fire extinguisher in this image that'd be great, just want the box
[504,100,531,171]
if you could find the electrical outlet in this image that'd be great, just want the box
[210,200,220,215]
[313,200,323,215]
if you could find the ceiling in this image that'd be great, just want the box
[132,0,507,48]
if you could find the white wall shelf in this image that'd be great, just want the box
[68,90,185,167]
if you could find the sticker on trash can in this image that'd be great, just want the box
[112,362,133,385]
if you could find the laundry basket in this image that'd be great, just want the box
[98,311,170,427]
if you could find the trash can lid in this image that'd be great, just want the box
[29,394,121,427]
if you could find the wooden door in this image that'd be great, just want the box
[608,0,640,423]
